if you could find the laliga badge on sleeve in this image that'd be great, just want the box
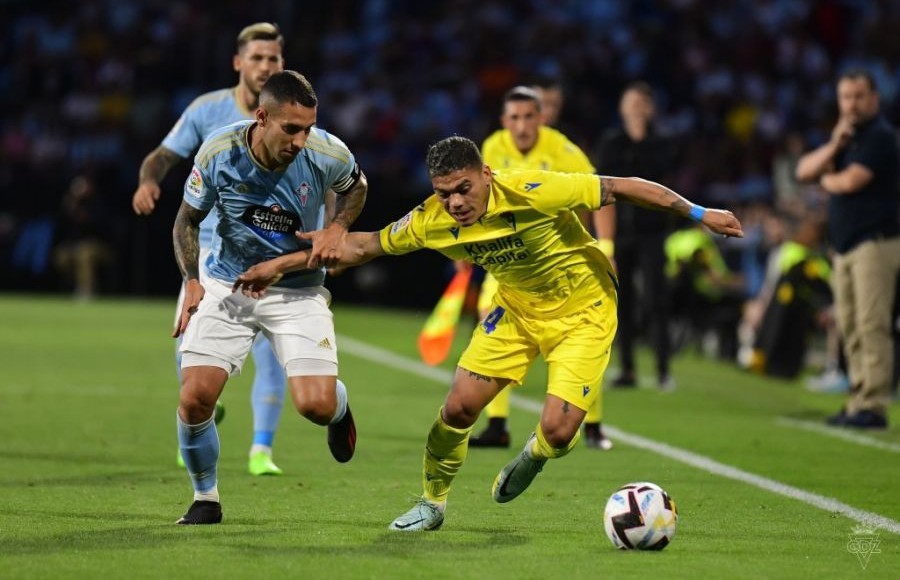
[187,166,204,198]
[390,211,413,234]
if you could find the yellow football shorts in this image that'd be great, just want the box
[458,297,617,412]
[477,273,499,315]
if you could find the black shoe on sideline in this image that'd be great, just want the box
[176,500,222,525]
[328,407,357,463]
[843,410,888,430]
[584,422,613,450]
[611,373,637,389]
[469,426,511,448]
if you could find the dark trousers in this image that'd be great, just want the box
[615,234,671,379]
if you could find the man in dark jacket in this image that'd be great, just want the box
[796,69,900,429]
[595,82,678,390]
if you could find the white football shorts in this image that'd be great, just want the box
[179,274,337,377]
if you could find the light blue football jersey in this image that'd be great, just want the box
[183,120,359,289]
[163,87,254,248]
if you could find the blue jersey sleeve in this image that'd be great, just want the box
[183,163,216,211]
[308,130,359,193]
[329,155,359,194]
[162,105,204,158]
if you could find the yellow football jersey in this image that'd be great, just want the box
[379,169,616,319]
[481,126,595,174]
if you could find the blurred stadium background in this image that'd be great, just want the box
[3,0,899,309]
[3,3,900,576]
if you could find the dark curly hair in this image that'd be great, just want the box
[426,136,483,178]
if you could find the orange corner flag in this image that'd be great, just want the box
[418,268,473,366]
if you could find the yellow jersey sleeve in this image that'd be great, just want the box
[379,203,428,255]
[505,170,601,215]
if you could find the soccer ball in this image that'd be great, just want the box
[603,482,678,550]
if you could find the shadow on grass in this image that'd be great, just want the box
[0,511,528,558]
[781,408,835,422]
[225,525,530,558]
[0,521,284,555]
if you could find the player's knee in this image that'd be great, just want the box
[539,421,578,449]
[179,391,217,424]
[442,397,479,429]
[292,389,333,425]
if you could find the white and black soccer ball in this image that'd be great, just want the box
[603,482,678,550]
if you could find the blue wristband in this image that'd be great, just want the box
[689,205,707,222]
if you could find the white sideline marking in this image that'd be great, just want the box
[338,334,900,535]
[777,417,900,454]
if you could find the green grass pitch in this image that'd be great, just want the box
[0,295,897,579]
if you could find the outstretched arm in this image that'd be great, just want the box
[305,171,369,269]
[599,176,743,238]
[233,231,385,298]
[172,201,210,337]
[133,145,184,215]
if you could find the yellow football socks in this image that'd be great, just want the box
[422,407,472,504]
[531,423,580,460]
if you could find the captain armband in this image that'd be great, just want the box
[333,163,362,194]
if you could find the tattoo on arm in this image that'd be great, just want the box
[332,171,368,229]
[465,369,494,383]
[562,401,570,414]
[324,189,337,225]
[650,180,691,216]
[604,176,694,218]
[669,198,690,215]
[139,146,182,185]
[599,177,616,206]
[173,202,209,280]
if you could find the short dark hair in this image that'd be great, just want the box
[260,71,317,108]
[426,136,483,178]
[237,22,284,52]
[503,86,542,109]
[838,69,877,92]
[623,81,654,101]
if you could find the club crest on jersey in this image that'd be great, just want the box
[187,166,203,198]
[501,212,517,231]
[449,226,460,239]
[295,182,311,207]
[524,182,542,192]
[391,211,413,234]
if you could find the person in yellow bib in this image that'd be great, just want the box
[470,85,616,450]
[233,136,743,531]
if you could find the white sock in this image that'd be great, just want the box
[250,444,272,457]
[330,379,348,424]
[194,485,219,503]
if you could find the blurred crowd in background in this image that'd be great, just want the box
[1,0,899,386]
